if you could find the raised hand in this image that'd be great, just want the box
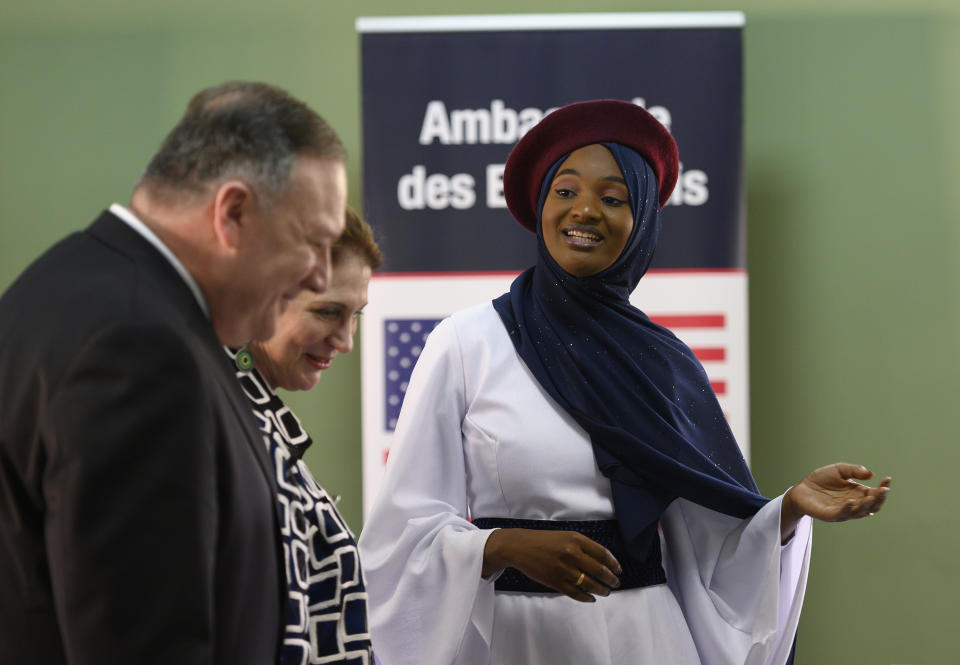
[781,463,891,542]
[482,528,622,602]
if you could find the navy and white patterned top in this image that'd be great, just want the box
[227,349,373,665]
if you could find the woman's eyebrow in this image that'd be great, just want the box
[554,168,626,185]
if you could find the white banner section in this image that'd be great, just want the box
[361,271,749,517]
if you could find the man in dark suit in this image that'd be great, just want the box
[0,81,347,665]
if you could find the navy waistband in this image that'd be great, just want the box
[472,517,666,593]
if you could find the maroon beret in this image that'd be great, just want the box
[503,99,679,233]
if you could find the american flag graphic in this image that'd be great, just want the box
[382,312,730,431]
[384,318,442,430]
[649,313,729,399]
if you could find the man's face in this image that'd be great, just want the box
[238,156,347,343]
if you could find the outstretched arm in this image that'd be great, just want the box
[780,463,891,543]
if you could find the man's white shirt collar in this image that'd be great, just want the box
[109,203,210,317]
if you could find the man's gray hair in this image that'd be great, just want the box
[139,81,345,201]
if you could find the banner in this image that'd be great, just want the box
[357,12,748,516]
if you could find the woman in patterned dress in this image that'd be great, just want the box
[230,207,381,665]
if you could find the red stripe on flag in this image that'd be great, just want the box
[692,347,726,362]
[651,314,725,329]
[711,381,727,395]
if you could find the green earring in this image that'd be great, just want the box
[235,348,254,372]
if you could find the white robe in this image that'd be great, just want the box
[358,302,811,665]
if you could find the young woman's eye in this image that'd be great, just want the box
[602,196,627,206]
[312,308,339,318]
[554,188,575,198]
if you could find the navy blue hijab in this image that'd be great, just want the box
[492,143,769,560]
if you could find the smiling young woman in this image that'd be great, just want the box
[540,144,635,278]
[359,100,890,665]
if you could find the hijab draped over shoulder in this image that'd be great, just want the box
[493,140,768,560]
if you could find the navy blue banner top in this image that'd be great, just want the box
[360,26,744,272]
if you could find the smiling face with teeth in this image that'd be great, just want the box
[540,144,634,277]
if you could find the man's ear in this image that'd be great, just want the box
[211,180,254,253]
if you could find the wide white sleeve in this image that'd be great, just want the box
[358,317,496,665]
[660,494,813,665]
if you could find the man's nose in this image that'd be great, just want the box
[303,246,331,294]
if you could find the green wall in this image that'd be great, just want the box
[2,2,957,662]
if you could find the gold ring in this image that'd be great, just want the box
[575,572,586,587]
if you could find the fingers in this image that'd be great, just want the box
[564,569,610,601]
[836,462,874,482]
[558,578,598,603]
[556,536,620,602]
[865,478,891,516]
[867,491,890,516]
[562,559,622,602]
[836,478,892,521]
[835,499,856,521]
[509,530,622,603]
[577,537,622,588]
[574,562,620,595]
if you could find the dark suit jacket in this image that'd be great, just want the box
[0,211,284,665]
